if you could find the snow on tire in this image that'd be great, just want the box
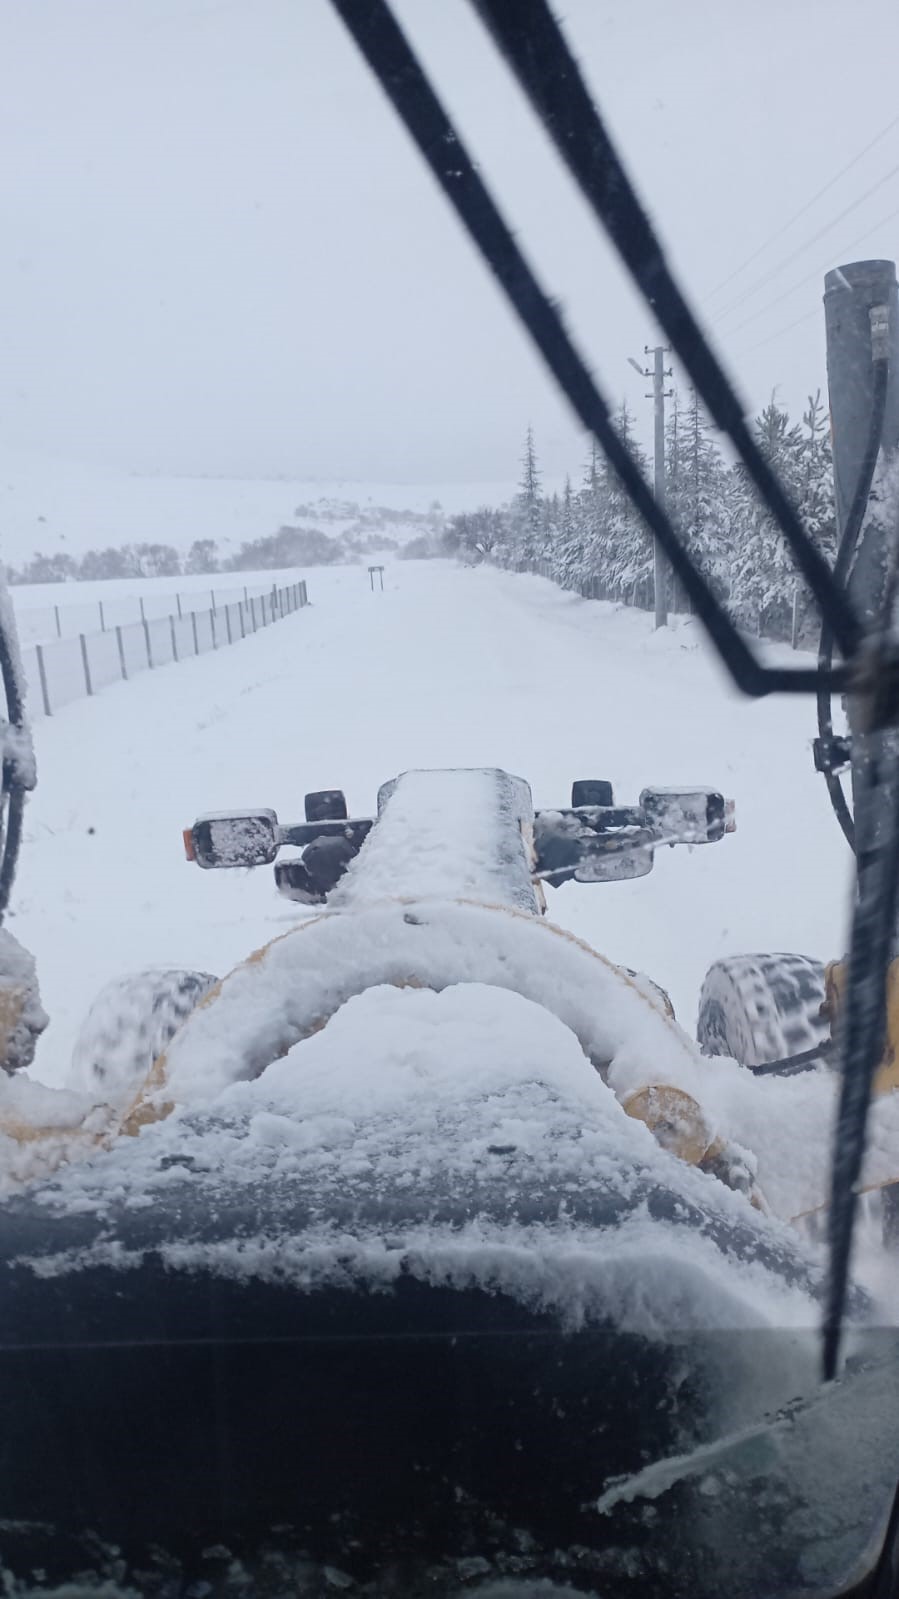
[72,968,218,1104]
[696,952,828,1068]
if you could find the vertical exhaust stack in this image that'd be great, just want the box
[824,258,899,618]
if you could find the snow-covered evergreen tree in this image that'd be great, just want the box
[679,389,730,603]
[728,398,804,634]
[602,404,652,603]
[513,426,544,563]
[482,376,837,642]
[572,441,604,591]
[792,390,836,638]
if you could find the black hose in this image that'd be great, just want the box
[821,336,898,1377]
[816,354,890,851]
[824,730,899,1379]
[749,1039,834,1077]
[0,787,24,919]
[0,595,31,921]
[817,387,889,846]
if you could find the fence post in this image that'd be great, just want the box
[250,597,258,632]
[211,589,217,613]
[116,624,128,680]
[139,596,146,624]
[791,587,800,650]
[98,600,105,632]
[54,605,61,639]
[79,634,93,697]
[210,609,218,649]
[143,618,153,669]
[35,645,52,716]
[192,612,199,655]
[176,593,182,618]
[225,605,233,645]
[170,615,179,663]
[243,585,249,604]
[238,601,246,640]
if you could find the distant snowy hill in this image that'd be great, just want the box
[0,453,522,569]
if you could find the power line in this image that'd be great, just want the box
[704,111,899,302]
[716,202,899,339]
[711,160,899,324]
[731,305,821,359]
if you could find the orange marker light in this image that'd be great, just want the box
[182,828,197,862]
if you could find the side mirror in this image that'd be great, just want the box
[305,789,348,822]
[640,788,734,845]
[572,829,655,882]
[534,808,655,885]
[184,810,280,869]
[571,778,614,807]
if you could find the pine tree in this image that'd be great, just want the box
[728,398,804,635]
[784,391,836,640]
[556,475,576,584]
[679,389,730,603]
[513,426,544,564]
[603,404,652,605]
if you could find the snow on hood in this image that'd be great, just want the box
[12,978,822,1336]
[150,896,898,1224]
[2,896,888,1331]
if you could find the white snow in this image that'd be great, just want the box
[0,450,515,566]
[5,556,890,1302]
[155,897,695,1106]
[13,978,819,1335]
[14,560,852,1082]
[11,568,302,648]
[332,768,538,911]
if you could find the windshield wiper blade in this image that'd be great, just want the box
[328,0,857,700]
[470,0,861,663]
[824,734,899,1378]
[328,0,899,1379]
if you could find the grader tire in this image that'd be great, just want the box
[697,952,828,1069]
[72,968,218,1104]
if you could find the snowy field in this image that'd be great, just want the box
[12,566,311,646]
[11,559,855,1089]
[0,452,518,566]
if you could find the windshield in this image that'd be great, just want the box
[1,2,899,1595]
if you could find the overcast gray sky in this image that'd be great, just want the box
[2,0,899,487]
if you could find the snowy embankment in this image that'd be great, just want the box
[13,559,853,1082]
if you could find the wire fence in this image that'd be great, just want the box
[13,581,285,648]
[22,580,309,720]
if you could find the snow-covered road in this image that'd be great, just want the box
[12,560,854,1086]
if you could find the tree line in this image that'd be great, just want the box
[7,503,446,586]
[444,389,836,643]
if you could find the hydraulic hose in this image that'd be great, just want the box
[816,332,890,850]
[0,595,31,921]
